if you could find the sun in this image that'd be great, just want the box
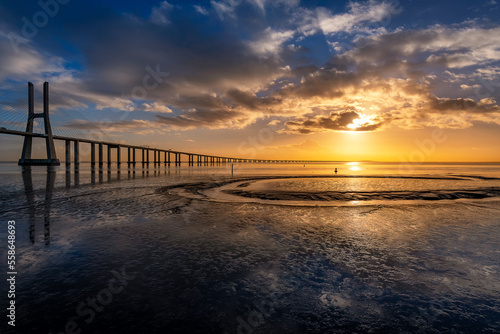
[347,162,361,171]
[347,113,374,130]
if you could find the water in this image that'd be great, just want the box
[0,162,499,333]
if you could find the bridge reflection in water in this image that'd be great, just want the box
[20,161,191,246]
[22,166,55,245]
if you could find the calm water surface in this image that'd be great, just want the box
[0,162,499,333]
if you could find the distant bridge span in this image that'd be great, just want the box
[0,126,330,166]
[0,82,331,167]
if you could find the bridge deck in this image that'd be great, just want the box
[0,128,332,163]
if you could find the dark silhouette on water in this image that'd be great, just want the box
[334,168,338,174]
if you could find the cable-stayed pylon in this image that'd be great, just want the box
[18,82,60,166]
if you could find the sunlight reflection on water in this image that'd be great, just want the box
[0,162,499,333]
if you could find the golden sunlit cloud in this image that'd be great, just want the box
[347,113,377,130]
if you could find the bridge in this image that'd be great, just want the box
[0,82,330,167]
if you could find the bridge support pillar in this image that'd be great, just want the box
[91,143,95,168]
[107,145,112,168]
[65,140,70,166]
[98,143,103,170]
[74,140,79,166]
[116,145,121,167]
[127,147,131,168]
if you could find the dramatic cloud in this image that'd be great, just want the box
[1,0,500,137]
[0,32,67,82]
[283,110,386,134]
[348,26,500,68]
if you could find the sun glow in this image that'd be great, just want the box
[346,162,361,171]
[347,113,375,130]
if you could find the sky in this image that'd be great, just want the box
[0,0,500,162]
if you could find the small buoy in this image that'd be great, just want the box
[334,168,338,174]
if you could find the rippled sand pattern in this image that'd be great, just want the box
[185,175,500,205]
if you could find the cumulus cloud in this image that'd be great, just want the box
[248,28,295,57]
[317,0,400,35]
[267,119,281,126]
[476,66,500,80]
[1,0,500,137]
[0,32,67,82]
[348,26,500,68]
[142,102,173,113]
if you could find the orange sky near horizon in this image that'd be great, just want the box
[2,121,499,163]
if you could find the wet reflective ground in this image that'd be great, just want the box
[1,163,499,333]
